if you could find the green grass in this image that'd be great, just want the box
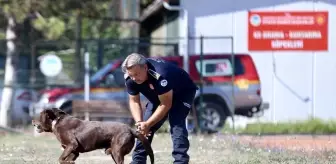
[222,118,336,135]
[0,132,334,164]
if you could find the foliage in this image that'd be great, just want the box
[0,0,121,41]
[0,0,124,87]
[33,16,66,40]
[223,118,336,135]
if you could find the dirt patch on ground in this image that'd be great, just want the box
[235,134,336,163]
[237,135,336,152]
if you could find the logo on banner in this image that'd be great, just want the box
[250,14,261,27]
[316,15,325,25]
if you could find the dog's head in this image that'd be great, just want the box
[32,108,67,133]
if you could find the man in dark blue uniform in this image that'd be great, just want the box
[122,53,198,164]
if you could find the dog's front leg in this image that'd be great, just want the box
[59,144,78,164]
[65,152,79,161]
[58,133,79,164]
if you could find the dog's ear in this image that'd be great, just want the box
[45,109,57,120]
[51,108,67,117]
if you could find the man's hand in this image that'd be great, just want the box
[135,121,151,137]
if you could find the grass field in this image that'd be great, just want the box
[0,132,335,164]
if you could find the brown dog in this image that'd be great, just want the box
[32,108,154,164]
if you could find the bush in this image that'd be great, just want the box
[224,118,336,135]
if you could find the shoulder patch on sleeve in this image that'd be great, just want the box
[148,69,161,80]
[160,79,168,87]
[124,73,129,79]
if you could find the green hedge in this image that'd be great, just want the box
[224,118,336,135]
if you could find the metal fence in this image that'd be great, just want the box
[0,34,290,135]
[24,36,237,131]
[0,34,243,132]
[28,38,178,89]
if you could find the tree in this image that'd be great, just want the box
[0,14,19,127]
[0,0,122,127]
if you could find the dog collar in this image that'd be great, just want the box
[51,117,61,131]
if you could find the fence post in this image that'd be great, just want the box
[97,39,104,69]
[30,43,37,118]
[190,36,204,135]
[84,46,90,121]
[230,37,235,132]
[75,13,83,83]
[199,36,204,111]
[195,35,204,134]
[30,43,36,91]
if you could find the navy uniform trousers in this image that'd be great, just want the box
[131,89,196,164]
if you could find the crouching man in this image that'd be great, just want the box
[122,53,198,164]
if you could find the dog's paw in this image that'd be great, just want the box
[60,161,75,164]
[104,148,112,155]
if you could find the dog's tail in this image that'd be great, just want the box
[130,129,154,164]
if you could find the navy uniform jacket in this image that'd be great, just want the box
[125,58,198,106]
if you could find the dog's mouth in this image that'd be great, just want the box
[32,120,43,133]
[34,124,43,133]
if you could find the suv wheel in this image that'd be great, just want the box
[196,102,227,133]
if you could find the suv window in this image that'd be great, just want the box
[195,58,244,77]
[99,68,125,88]
[90,62,114,84]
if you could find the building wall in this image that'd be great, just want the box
[120,0,140,38]
[181,0,336,123]
[166,13,180,56]
[150,22,167,56]
[149,12,180,57]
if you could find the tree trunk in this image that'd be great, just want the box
[0,15,18,127]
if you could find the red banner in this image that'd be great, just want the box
[248,11,328,51]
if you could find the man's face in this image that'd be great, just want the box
[127,65,148,84]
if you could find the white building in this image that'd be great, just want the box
[139,0,336,124]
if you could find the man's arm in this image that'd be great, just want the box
[146,90,173,127]
[125,78,143,123]
[129,94,143,123]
